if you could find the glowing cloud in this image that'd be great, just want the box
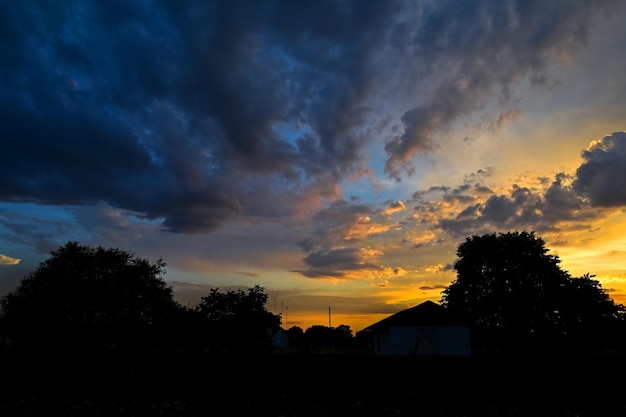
[0,254,20,265]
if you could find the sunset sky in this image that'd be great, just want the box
[2,0,626,333]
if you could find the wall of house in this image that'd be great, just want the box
[374,326,470,356]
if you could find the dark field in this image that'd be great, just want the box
[1,350,625,416]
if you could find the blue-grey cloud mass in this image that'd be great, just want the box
[573,132,626,207]
[1,0,619,235]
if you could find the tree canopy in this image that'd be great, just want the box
[0,241,180,351]
[194,285,281,352]
[440,231,625,352]
[302,324,353,351]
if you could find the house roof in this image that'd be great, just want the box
[363,300,465,332]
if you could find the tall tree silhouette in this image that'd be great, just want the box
[0,241,180,352]
[441,231,625,352]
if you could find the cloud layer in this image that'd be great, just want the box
[1,0,617,235]
[574,132,626,207]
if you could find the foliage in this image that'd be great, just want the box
[441,231,626,352]
[302,324,353,351]
[284,325,304,348]
[556,273,626,347]
[354,328,374,348]
[194,285,281,352]
[0,241,180,352]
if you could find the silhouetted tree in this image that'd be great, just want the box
[354,328,374,349]
[0,241,181,353]
[441,231,625,353]
[195,285,281,353]
[285,325,304,349]
[556,273,626,350]
[335,324,353,340]
[302,324,353,351]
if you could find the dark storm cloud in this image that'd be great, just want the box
[383,0,612,179]
[411,172,598,239]
[300,247,377,278]
[459,180,597,237]
[1,0,401,232]
[295,199,403,278]
[573,132,626,207]
[419,284,449,291]
[0,206,78,254]
[297,199,377,252]
[0,0,614,232]
[409,131,626,241]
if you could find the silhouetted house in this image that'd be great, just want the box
[271,327,289,349]
[364,300,470,356]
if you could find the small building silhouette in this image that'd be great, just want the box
[363,300,471,356]
[270,327,289,349]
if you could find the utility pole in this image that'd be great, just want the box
[328,306,331,328]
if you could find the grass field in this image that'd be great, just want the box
[1,350,625,416]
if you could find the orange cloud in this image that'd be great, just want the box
[0,254,20,265]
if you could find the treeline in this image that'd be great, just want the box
[2,231,626,357]
[0,241,359,355]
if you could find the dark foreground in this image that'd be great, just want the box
[1,349,625,416]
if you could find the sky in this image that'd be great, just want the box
[2,0,626,333]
